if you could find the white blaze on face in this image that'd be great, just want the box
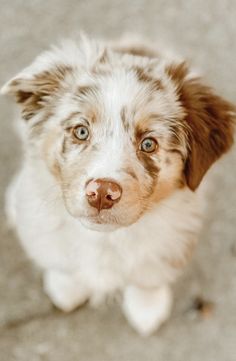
[82,72,139,182]
[86,139,125,182]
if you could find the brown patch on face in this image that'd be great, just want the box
[166,62,235,190]
[133,66,164,91]
[120,106,130,131]
[138,152,160,180]
[121,166,138,180]
[62,109,96,133]
[152,79,164,91]
[61,137,67,154]
[134,119,159,147]
[135,123,160,197]
[77,85,95,98]
[148,147,186,204]
[135,122,148,142]
[134,66,153,83]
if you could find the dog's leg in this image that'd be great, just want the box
[122,285,173,336]
[43,270,89,312]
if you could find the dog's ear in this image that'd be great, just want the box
[1,36,107,122]
[166,62,235,190]
[1,63,72,121]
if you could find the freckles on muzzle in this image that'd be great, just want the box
[85,178,122,212]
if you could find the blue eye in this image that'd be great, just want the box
[73,125,89,141]
[140,138,158,153]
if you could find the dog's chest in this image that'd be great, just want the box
[11,168,202,292]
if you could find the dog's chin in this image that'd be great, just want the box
[66,204,142,232]
[79,216,123,232]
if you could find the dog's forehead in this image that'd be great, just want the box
[74,65,183,131]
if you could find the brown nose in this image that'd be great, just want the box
[85,178,122,211]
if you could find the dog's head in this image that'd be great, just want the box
[2,36,235,231]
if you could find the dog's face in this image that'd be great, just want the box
[45,67,187,231]
[2,37,234,231]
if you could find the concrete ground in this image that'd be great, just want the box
[0,1,236,360]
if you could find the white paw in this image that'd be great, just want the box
[123,285,173,336]
[43,270,89,312]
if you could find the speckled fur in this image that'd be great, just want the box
[2,34,234,335]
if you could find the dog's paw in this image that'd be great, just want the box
[43,270,89,312]
[122,285,173,336]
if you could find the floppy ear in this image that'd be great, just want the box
[1,64,72,121]
[166,62,235,190]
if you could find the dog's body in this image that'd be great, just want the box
[2,35,235,335]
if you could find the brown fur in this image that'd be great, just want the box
[120,106,130,131]
[165,62,189,86]
[137,152,160,180]
[134,66,153,83]
[152,79,164,91]
[121,166,138,180]
[133,66,164,92]
[77,85,98,99]
[166,62,235,190]
[8,65,73,120]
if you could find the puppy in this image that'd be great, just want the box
[2,35,235,335]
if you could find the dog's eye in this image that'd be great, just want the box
[140,138,158,153]
[73,125,90,141]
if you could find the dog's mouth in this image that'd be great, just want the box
[79,214,122,232]
[78,204,143,231]
[65,198,143,231]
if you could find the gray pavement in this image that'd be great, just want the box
[0,1,236,360]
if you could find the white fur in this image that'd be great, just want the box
[5,160,204,334]
[123,285,173,336]
[3,35,210,335]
